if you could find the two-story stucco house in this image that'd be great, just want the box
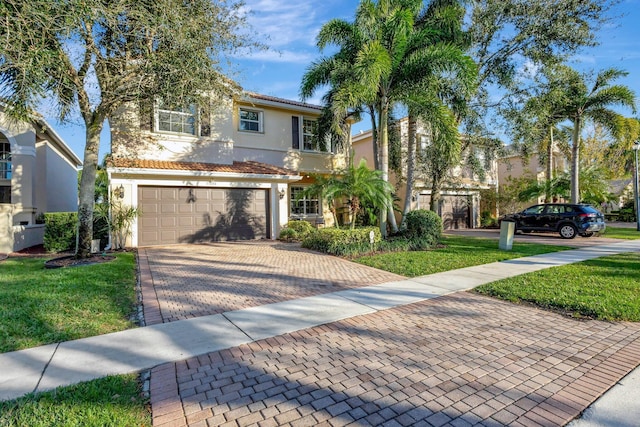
[0,108,81,253]
[107,92,346,247]
[352,117,498,229]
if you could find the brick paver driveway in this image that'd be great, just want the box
[142,242,640,427]
[139,241,404,324]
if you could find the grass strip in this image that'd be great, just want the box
[475,252,640,321]
[601,226,640,240]
[0,374,150,427]
[0,252,137,353]
[355,235,570,277]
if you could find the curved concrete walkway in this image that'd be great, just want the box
[2,239,640,427]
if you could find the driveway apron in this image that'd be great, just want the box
[141,241,640,427]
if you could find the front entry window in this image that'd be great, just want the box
[290,186,320,216]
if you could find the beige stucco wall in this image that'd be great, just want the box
[0,112,37,226]
[0,110,79,252]
[110,95,346,174]
[36,142,79,213]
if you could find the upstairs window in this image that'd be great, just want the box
[239,108,263,132]
[154,99,202,136]
[0,140,10,180]
[292,117,330,153]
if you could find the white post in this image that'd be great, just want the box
[633,143,640,232]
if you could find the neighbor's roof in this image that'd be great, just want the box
[608,178,633,195]
[108,158,297,176]
[243,92,323,111]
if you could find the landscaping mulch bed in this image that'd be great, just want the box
[44,254,116,269]
[4,244,117,268]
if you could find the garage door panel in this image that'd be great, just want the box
[138,186,270,246]
[178,216,195,227]
[417,194,470,230]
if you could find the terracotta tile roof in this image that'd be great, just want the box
[245,92,324,111]
[109,158,297,176]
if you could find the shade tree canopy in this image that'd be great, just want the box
[0,0,257,256]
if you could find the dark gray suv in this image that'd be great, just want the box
[500,203,606,239]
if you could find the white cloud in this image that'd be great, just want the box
[243,0,321,48]
[235,49,316,64]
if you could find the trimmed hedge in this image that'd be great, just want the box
[302,227,381,256]
[44,212,77,253]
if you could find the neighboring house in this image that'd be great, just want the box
[498,147,569,204]
[605,178,634,212]
[0,108,81,253]
[106,92,346,247]
[351,118,498,229]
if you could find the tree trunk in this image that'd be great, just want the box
[369,105,379,171]
[401,112,417,227]
[545,126,554,203]
[570,117,581,203]
[77,120,103,258]
[430,175,442,213]
[378,99,389,238]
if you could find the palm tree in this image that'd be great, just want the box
[548,66,636,203]
[301,0,476,235]
[299,160,393,229]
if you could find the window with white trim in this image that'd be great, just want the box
[155,102,197,135]
[290,186,320,216]
[239,108,263,132]
[0,140,10,180]
[0,138,10,204]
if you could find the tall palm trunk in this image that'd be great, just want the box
[369,105,379,170]
[429,175,442,213]
[570,117,581,203]
[378,98,389,237]
[402,112,417,226]
[545,126,554,203]
[77,120,103,258]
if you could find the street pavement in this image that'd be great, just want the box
[0,238,639,426]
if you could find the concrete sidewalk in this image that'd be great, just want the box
[1,239,640,425]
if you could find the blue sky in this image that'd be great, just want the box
[51,0,640,162]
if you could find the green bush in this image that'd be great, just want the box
[278,228,298,242]
[278,220,316,242]
[480,210,498,228]
[286,220,316,239]
[302,227,381,256]
[404,209,443,250]
[44,212,77,253]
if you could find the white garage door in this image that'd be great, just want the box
[138,186,269,246]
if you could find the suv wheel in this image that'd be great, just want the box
[559,224,577,239]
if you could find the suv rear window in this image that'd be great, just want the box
[580,205,600,214]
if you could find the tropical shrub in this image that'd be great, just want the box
[44,212,78,253]
[278,228,298,242]
[286,220,316,239]
[404,209,443,250]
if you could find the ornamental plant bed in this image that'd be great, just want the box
[44,253,116,269]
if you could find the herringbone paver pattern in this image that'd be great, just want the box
[151,293,640,427]
[142,242,404,324]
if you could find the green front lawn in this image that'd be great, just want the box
[355,235,570,277]
[0,253,146,426]
[0,375,151,427]
[475,252,640,321]
[602,226,640,240]
[0,253,137,353]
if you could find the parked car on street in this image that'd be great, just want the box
[500,203,606,239]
